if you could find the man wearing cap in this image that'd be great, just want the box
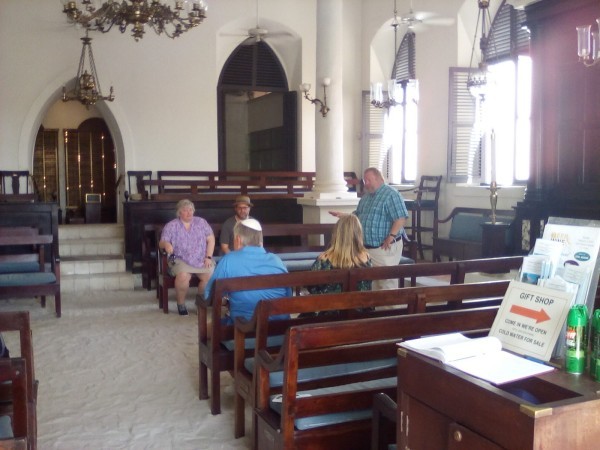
[205,218,291,324]
[219,195,254,255]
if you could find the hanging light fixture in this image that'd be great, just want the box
[371,0,402,109]
[466,0,494,98]
[576,19,600,67]
[61,0,207,41]
[62,32,115,108]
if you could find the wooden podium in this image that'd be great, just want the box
[397,349,600,449]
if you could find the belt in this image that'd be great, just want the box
[365,236,402,249]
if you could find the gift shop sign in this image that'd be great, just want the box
[490,281,574,361]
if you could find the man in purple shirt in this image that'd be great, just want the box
[159,199,215,315]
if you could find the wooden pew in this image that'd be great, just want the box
[198,255,518,414]
[0,234,61,317]
[233,280,510,439]
[197,269,349,415]
[347,255,523,290]
[433,207,515,261]
[254,306,499,450]
[0,358,29,449]
[0,312,36,450]
[158,223,332,313]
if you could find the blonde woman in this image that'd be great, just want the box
[308,214,372,295]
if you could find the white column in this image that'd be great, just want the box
[306,0,354,199]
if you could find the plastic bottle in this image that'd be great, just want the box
[565,304,588,375]
[592,309,600,380]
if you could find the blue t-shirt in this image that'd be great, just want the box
[205,246,291,323]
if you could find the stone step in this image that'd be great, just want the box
[59,223,124,240]
[59,237,124,257]
[61,272,135,292]
[60,255,126,276]
[57,223,135,292]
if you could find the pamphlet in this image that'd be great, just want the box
[399,332,554,385]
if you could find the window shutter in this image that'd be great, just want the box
[362,92,387,171]
[393,31,416,81]
[485,2,529,64]
[447,68,481,183]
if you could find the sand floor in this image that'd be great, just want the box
[2,290,251,450]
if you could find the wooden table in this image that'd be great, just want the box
[397,348,600,449]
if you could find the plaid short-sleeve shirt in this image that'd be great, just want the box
[355,183,408,247]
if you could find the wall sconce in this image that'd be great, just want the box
[300,78,330,117]
[576,19,600,67]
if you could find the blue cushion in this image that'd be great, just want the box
[283,260,315,272]
[246,357,395,388]
[0,262,40,274]
[0,272,56,286]
[448,214,487,241]
[0,415,12,438]
[221,334,285,351]
[276,252,322,261]
[269,377,397,430]
[399,256,414,265]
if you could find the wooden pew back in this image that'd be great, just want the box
[255,306,499,450]
[198,269,348,415]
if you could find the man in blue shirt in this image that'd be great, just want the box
[204,218,291,323]
[330,167,408,290]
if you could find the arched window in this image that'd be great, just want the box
[218,41,297,171]
[364,31,418,184]
[448,1,530,185]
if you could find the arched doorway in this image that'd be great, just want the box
[218,40,297,171]
[34,117,117,223]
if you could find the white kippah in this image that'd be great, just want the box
[240,218,262,231]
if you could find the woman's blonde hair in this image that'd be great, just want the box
[320,214,368,268]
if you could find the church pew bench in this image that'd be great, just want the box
[197,269,349,415]
[432,207,515,261]
[0,235,61,318]
[347,255,523,290]
[0,311,37,450]
[0,227,40,275]
[254,306,499,450]
[234,280,510,439]
[0,358,30,450]
[158,222,330,313]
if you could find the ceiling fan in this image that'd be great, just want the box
[397,0,455,31]
[241,0,289,44]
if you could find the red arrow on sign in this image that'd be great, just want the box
[510,305,551,324]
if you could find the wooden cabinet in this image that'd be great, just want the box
[515,0,600,253]
[397,349,600,449]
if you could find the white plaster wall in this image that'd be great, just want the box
[0,0,527,218]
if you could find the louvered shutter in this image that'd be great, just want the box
[447,68,481,183]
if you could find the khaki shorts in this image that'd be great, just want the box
[168,259,213,277]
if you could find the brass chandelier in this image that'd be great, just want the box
[61,0,208,41]
[62,33,115,108]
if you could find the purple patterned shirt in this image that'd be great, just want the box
[160,216,213,268]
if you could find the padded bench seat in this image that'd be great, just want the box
[246,357,396,388]
[0,262,40,274]
[0,272,56,286]
[433,208,514,261]
[269,377,397,430]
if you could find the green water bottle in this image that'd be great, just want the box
[566,304,588,374]
[592,310,600,380]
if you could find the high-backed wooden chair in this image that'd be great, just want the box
[0,312,36,450]
[400,175,442,260]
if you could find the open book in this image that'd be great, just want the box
[399,333,554,385]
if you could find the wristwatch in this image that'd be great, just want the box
[206,256,212,259]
